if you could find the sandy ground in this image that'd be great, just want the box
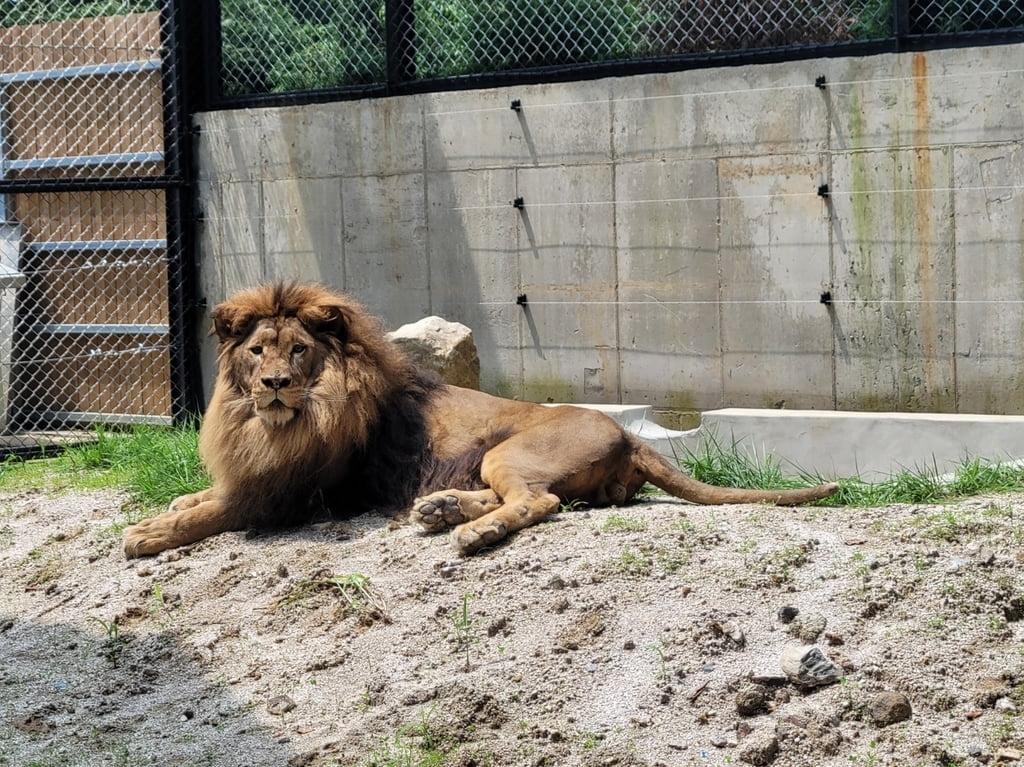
[2,483,1023,766]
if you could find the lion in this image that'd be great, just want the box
[122,282,839,558]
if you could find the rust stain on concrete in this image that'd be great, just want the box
[911,52,938,406]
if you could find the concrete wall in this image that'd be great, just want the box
[194,43,1024,414]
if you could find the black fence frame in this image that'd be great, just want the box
[0,1,205,432]
[179,0,1024,112]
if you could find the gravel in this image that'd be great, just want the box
[2,487,1023,766]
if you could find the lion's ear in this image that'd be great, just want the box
[211,302,255,342]
[297,303,348,340]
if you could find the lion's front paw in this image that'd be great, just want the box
[451,519,508,556]
[410,495,467,532]
[123,516,177,558]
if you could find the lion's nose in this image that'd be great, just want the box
[262,372,291,390]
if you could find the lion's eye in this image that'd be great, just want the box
[249,346,263,356]
[292,344,307,355]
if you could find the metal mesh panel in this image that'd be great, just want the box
[217,0,1024,97]
[0,3,186,453]
[221,0,386,95]
[910,0,1024,33]
[219,0,898,95]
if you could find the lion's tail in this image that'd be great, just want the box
[633,441,839,506]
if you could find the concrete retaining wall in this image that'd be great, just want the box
[194,43,1024,415]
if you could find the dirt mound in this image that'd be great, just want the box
[2,487,1022,766]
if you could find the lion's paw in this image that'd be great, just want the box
[451,519,508,556]
[410,495,466,532]
[123,517,176,559]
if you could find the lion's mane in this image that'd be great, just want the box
[199,282,445,528]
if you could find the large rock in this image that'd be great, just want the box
[779,644,843,687]
[388,316,481,389]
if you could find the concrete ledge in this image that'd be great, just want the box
[560,404,1024,481]
[695,408,1024,480]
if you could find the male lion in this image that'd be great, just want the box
[123,282,839,558]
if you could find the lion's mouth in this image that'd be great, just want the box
[253,391,299,426]
[256,398,296,426]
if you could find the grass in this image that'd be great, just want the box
[2,424,1024,517]
[602,514,648,532]
[366,706,470,767]
[680,433,1024,507]
[0,423,206,511]
[448,593,480,671]
[277,572,389,624]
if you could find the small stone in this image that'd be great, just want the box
[735,684,768,716]
[787,614,827,643]
[712,619,745,646]
[996,747,1024,762]
[777,606,799,623]
[710,733,737,748]
[545,575,566,590]
[995,697,1017,713]
[779,645,842,687]
[737,729,779,766]
[974,548,996,566]
[974,677,1010,707]
[867,691,912,727]
[267,695,297,716]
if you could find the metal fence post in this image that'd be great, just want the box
[385,0,416,88]
[895,0,912,43]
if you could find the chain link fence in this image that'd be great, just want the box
[0,1,192,453]
[219,0,1024,97]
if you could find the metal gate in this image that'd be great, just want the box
[0,5,196,452]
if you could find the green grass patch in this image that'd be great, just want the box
[679,433,1024,507]
[0,424,206,510]
[602,513,648,533]
[2,424,1024,521]
[276,572,389,624]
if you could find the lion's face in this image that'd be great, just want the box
[235,317,322,427]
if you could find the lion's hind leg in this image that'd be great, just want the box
[450,490,560,556]
[410,489,501,532]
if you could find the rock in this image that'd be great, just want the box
[777,605,799,623]
[712,619,746,647]
[737,729,779,765]
[388,316,480,389]
[735,684,768,716]
[973,677,1010,707]
[711,732,738,748]
[787,614,827,643]
[996,747,1024,762]
[266,694,296,716]
[973,548,996,566]
[779,645,843,687]
[995,697,1017,713]
[867,691,912,727]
